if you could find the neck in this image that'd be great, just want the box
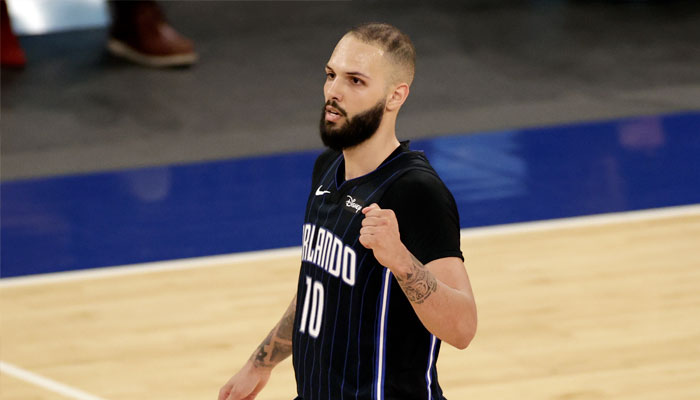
[342,122,400,181]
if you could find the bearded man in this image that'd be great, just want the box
[219,22,477,400]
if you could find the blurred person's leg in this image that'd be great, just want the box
[107,0,197,68]
[1,0,26,67]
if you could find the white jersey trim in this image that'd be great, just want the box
[426,334,438,399]
[375,268,392,400]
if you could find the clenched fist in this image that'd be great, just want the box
[359,203,412,272]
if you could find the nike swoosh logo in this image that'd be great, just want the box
[315,185,331,196]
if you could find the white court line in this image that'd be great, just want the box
[459,203,700,238]
[1,203,698,289]
[0,246,301,288]
[0,360,108,400]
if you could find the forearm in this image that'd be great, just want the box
[393,254,477,349]
[249,296,296,369]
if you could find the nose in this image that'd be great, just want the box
[325,77,343,103]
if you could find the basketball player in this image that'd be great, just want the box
[219,23,477,400]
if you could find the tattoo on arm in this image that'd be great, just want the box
[250,296,296,368]
[395,254,438,304]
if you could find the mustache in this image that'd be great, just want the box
[325,100,347,117]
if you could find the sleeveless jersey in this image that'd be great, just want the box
[292,142,460,400]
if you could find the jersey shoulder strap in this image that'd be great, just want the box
[374,149,439,183]
[358,150,439,206]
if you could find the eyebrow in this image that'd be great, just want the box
[326,65,371,80]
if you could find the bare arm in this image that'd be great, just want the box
[393,254,476,349]
[249,295,296,369]
[360,204,477,349]
[218,296,296,400]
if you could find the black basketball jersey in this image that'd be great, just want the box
[292,141,463,400]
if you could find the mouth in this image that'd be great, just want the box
[325,106,343,123]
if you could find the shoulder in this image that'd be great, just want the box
[381,164,463,263]
[381,165,459,227]
[394,167,443,188]
[384,167,453,206]
[383,150,445,192]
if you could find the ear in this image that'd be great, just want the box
[385,83,410,112]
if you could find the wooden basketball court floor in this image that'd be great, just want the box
[2,205,699,400]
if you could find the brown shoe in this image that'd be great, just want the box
[1,0,26,67]
[107,0,197,68]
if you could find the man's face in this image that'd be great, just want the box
[319,35,390,151]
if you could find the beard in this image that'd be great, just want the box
[319,99,385,152]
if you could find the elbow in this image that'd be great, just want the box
[453,340,470,351]
[440,317,477,350]
[453,322,477,350]
[453,307,478,350]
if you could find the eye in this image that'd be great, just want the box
[351,77,364,85]
[326,72,336,80]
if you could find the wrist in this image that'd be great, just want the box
[388,245,414,278]
[247,358,274,373]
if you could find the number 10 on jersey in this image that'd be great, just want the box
[299,276,324,338]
